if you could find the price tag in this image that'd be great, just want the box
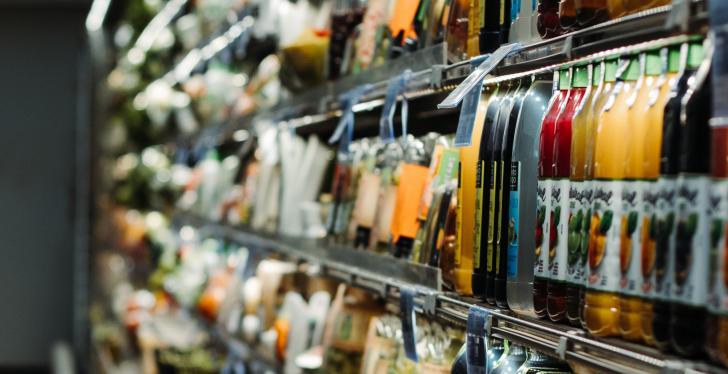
[466,306,489,374]
[329,84,373,153]
[399,286,418,362]
[453,79,483,147]
[438,43,521,109]
[380,70,412,143]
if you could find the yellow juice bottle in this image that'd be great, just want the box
[455,87,490,296]
[640,45,682,346]
[585,55,640,337]
[619,50,661,342]
[567,63,595,326]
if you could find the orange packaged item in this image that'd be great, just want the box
[391,163,430,257]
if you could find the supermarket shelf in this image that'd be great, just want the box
[173,214,727,374]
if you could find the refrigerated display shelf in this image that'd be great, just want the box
[173,214,727,374]
[184,0,707,147]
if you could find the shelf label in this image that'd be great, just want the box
[438,43,522,109]
[380,70,412,143]
[329,84,373,153]
[466,306,489,374]
[400,286,418,362]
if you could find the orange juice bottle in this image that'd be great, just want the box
[585,55,640,337]
[606,0,626,19]
[619,50,661,342]
[567,63,595,326]
[582,58,616,327]
[640,45,681,346]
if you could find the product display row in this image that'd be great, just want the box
[92,0,728,373]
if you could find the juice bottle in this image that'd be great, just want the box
[559,0,578,32]
[605,0,626,19]
[574,0,608,27]
[653,42,700,351]
[581,58,617,328]
[586,55,640,337]
[567,64,594,326]
[488,81,517,305]
[496,79,530,308]
[474,85,505,298]
[510,0,539,43]
[534,70,570,318]
[537,0,562,39]
[446,0,471,61]
[507,78,553,318]
[454,87,489,296]
[671,44,711,357]
[548,65,588,323]
[619,50,661,342]
[641,45,681,346]
[481,0,503,53]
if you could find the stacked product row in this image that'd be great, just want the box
[173,37,727,364]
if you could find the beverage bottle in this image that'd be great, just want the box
[496,79,530,308]
[510,0,539,43]
[500,0,513,45]
[508,77,554,317]
[549,65,588,323]
[671,43,711,357]
[491,343,528,374]
[605,0,626,19]
[534,70,570,318]
[482,0,504,53]
[640,45,681,346]
[619,50,661,342]
[574,0,608,28]
[454,88,489,296]
[329,0,366,79]
[708,2,728,362]
[537,0,562,39]
[369,142,404,253]
[438,179,460,290]
[559,0,578,32]
[446,0,471,61]
[488,81,518,305]
[567,64,595,326]
[487,339,507,372]
[514,349,572,373]
[581,58,618,327]
[474,85,505,298]
[653,42,701,351]
[586,55,640,337]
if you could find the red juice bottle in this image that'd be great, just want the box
[548,65,587,323]
[535,69,571,318]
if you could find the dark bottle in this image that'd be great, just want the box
[481,0,503,53]
[670,45,712,357]
[574,0,608,28]
[535,71,570,318]
[486,339,506,372]
[559,0,578,32]
[474,85,505,298]
[537,0,562,39]
[491,343,527,374]
[549,65,588,323]
[329,0,366,80]
[496,79,530,308]
[515,349,572,373]
[487,81,516,304]
[653,42,702,351]
[500,0,513,44]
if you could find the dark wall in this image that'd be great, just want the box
[0,4,88,368]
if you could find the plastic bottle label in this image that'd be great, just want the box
[535,179,551,278]
[487,162,498,272]
[566,181,586,285]
[496,161,506,274]
[587,180,623,292]
[653,177,677,301]
[474,160,485,269]
[550,178,569,282]
[672,175,710,307]
[641,180,659,297]
[508,162,521,278]
[619,180,643,296]
[708,179,728,314]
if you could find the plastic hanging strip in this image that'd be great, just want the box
[380,70,413,143]
[328,84,373,153]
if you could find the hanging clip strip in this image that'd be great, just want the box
[380,70,413,143]
[665,0,690,32]
[328,84,373,152]
[466,305,489,374]
[399,286,419,362]
[438,43,522,109]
